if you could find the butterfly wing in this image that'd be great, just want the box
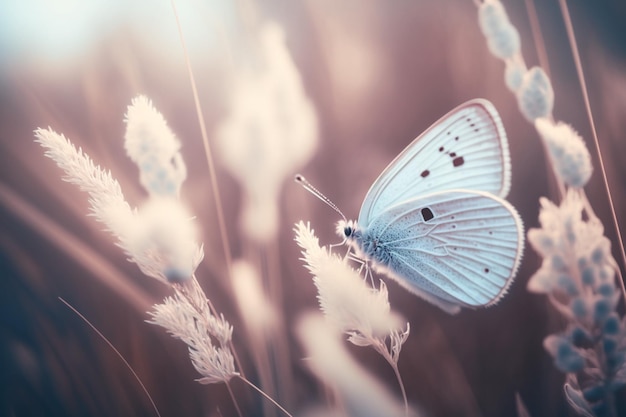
[362,190,524,314]
[358,99,511,228]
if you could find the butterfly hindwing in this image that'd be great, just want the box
[362,190,524,312]
[358,99,511,227]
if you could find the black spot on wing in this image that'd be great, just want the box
[421,207,434,222]
[421,169,430,178]
[453,156,465,167]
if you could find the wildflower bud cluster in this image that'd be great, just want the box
[478,0,521,60]
[478,0,553,121]
[477,0,591,188]
[528,191,626,416]
[475,4,624,414]
[535,118,592,188]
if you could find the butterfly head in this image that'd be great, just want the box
[336,219,360,243]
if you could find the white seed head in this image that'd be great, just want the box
[294,221,403,341]
[504,58,526,92]
[517,67,554,122]
[124,95,187,197]
[126,197,200,283]
[217,22,318,243]
[535,118,592,188]
[487,23,520,60]
[478,0,511,38]
[148,287,236,384]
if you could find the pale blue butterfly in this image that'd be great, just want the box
[297,99,524,314]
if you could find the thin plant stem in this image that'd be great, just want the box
[237,375,294,417]
[240,241,294,414]
[58,298,162,417]
[169,0,234,281]
[266,240,296,407]
[558,0,626,297]
[253,336,278,417]
[374,341,408,416]
[522,0,566,203]
[225,380,245,417]
[238,243,279,417]
[523,0,552,79]
[257,248,279,417]
[391,362,409,417]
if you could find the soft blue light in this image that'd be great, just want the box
[0,0,236,66]
[0,0,120,60]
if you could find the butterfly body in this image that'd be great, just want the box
[337,99,524,314]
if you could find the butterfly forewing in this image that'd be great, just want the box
[363,190,523,310]
[358,99,511,227]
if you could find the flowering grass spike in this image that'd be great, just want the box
[474,2,620,415]
[527,190,625,416]
[148,279,238,385]
[296,314,416,417]
[294,221,410,411]
[535,118,592,188]
[217,22,318,243]
[124,95,187,198]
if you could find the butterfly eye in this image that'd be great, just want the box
[344,226,353,237]
[421,207,434,222]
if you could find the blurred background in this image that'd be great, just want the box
[1,0,625,416]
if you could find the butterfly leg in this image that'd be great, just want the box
[345,250,364,270]
[329,238,348,250]
[342,249,368,277]
[347,254,376,288]
[364,265,377,288]
[339,247,377,288]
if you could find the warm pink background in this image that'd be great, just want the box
[1,1,624,416]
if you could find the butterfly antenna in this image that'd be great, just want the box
[295,174,347,221]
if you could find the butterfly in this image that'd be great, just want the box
[298,99,524,314]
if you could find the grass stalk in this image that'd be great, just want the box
[169,0,234,281]
[58,298,162,417]
[225,381,244,417]
[265,240,296,407]
[374,341,409,416]
[558,0,626,298]
[237,375,294,417]
[523,0,552,79]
